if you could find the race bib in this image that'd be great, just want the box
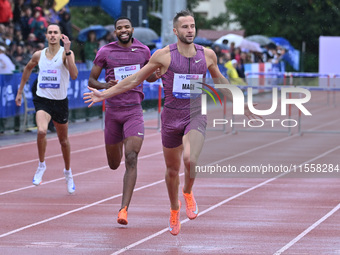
[173,73,203,99]
[114,64,140,82]
[39,69,60,89]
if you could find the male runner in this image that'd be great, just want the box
[16,24,78,194]
[88,17,160,225]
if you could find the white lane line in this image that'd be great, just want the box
[0,129,103,150]
[0,178,166,239]
[0,151,163,196]
[0,133,279,238]
[111,145,340,255]
[0,132,161,169]
[274,202,340,255]
[0,134,227,196]
[0,117,160,150]
[0,125,337,239]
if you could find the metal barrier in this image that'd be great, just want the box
[144,83,162,131]
[22,92,35,132]
[214,72,340,136]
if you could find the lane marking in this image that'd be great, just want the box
[0,118,160,150]
[0,132,161,169]
[274,202,340,255]
[1,138,337,243]
[0,133,285,238]
[0,178,165,239]
[0,134,228,196]
[111,146,340,254]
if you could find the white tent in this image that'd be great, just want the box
[215,34,262,52]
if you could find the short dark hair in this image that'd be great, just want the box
[47,23,62,33]
[114,17,133,28]
[173,10,194,28]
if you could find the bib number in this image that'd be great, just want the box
[39,69,61,89]
[114,64,140,82]
[172,73,203,99]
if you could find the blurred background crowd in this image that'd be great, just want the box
[0,0,288,79]
[0,0,76,73]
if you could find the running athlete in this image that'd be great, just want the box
[15,24,78,194]
[88,17,160,225]
[84,10,258,235]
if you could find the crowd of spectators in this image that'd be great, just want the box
[0,0,287,78]
[211,41,286,85]
[0,0,73,73]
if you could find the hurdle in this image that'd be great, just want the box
[298,85,340,135]
[231,71,293,135]
[144,82,162,131]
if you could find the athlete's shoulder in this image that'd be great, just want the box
[203,47,217,60]
[153,45,170,56]
[32,49,43,61]
[132,38,150,50]
[203,46,215,56]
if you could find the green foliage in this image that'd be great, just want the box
[70,7,114,29]
[225,0,340,72]
[187,0,201,11]
[148,14,161,37]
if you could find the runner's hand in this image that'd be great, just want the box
[83,86,105,107]
[61,34,71,52]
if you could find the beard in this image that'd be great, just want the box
[177,33,194,45]
[117,33,133,44]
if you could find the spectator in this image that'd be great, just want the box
[84,30,98,70]
[29,6,48,42]
[20,5,32,40]
[13,0,25,25]
[13,43,30,71]
[3,23,14,46]
[99,31,114,49]
[236,51,247,79]
[27,32,37,43]
[0,45,15,74]
[229,41,236,59]
[12,28,24,45]
[234,47,241,63]
[0,0,13,25]
[224,59,246,85]
[59,9,73,40]
[0,24,5,44]
[29,0,40,13]
[45,4,60,24]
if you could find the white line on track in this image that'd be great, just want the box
[0,132,161,169]
[0,129,102,150]
[0,178,166,239]
[0,132,292,239]
[0,134,228,196]
[274,201,340,254]
[0,116,338,242]
[0,117,160,150]
[111,145,340,255]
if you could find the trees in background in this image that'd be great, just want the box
[225,0,340,71]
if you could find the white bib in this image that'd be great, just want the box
[114,64,140,82]
[172,73,203,99]
[39,69,61,89]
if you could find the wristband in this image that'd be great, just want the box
[65,51,71,56]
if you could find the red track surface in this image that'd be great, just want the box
[0,97,340,254]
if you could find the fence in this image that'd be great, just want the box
[0,70,163,132]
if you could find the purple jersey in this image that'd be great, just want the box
[94,38,151,106]
[161,43,207,110]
